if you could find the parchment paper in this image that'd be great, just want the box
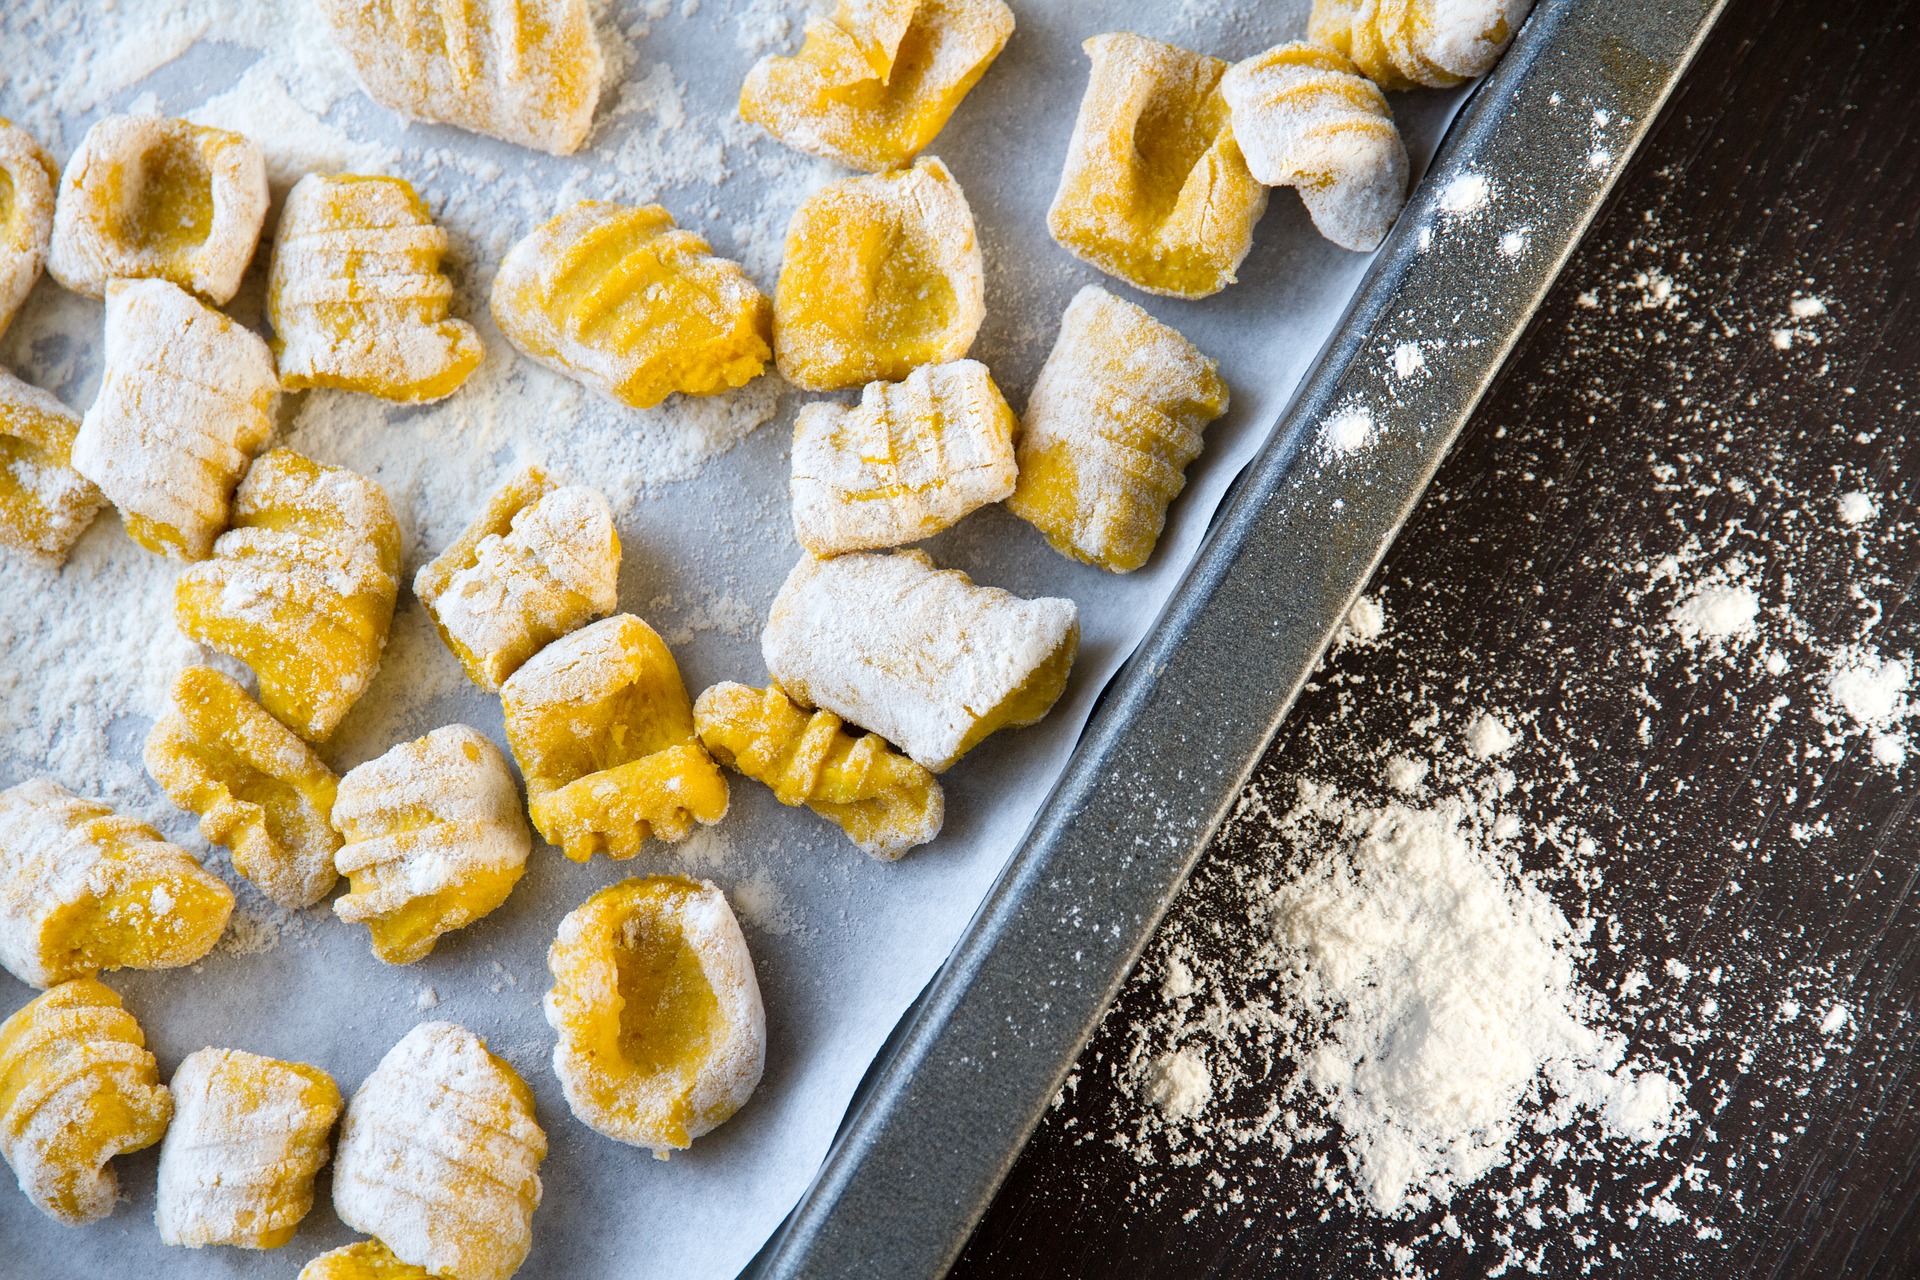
[0,2,1465,1275]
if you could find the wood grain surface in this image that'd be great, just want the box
[950,0,1920,1275]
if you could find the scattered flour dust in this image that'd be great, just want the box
[1321,407,1376,455]
[1463,711,1515,759]
[1670,583,1760,642]
[1331,594,1387,654]
[1825,646,1912,768]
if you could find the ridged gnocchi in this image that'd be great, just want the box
[0,978,172,1226]
[695,682,943,859]
[1047,32,1267,299]
[415,466,620,690]
[774,156,984,391]
[68,278,278,561]
[332,725,531,965]
[154,1047,342,1250]
[762,549,1079,772]
[47,114,267,305]
[331,1021,547,1280]
[317,0,604,155]
[268,173,483,403]
[741,0,1015,172]
[298,1239,433,1279]
[1007,285,1228,572]
[789,358,1016,557]
[545,876,764,1155]
[502,614,730,861]
[144,666,341,910]
[0,119,56,339]
[0,369,105,566]
[175,449,402,742]
[0,780,233,990]
[491,201,771,410]
[1310,0,1534,90]
[1220,43,1409,252]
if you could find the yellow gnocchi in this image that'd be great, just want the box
[491,201,771,410]
[501,614,730,862]
[789,358,1017,557]
[741,0,1015,172]
[695,682,943,859]
[0,979,173,1226]
[0,780,233,990]
[68,278,277,561]
[299,1240,433,1279]
[415,467,621,690]
[762,549,1079,772]
[47,115,267,305]
[154,1047,342,1250]
[268,173,483,403]
[1047,33,1267,299]
[0,369,105,566]
[1310,0,1533,90]
[0,119,56,339]
[144,666,341,910]
[175,449,402,742]
[774,156,984,392]
[317,0,604,155]
[1220,43,1409,252]
[1007,285,1228,572]
[332,725,531,965]
[545,876,765,1155]
[332,1021,547,1280]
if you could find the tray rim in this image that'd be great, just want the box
[745,1,1733,1275]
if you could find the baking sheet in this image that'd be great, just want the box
[0,2,1464,1276]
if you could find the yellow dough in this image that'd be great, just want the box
[1310,0,1534,90]
[415,466,621,690]
[144,667,341,910]
[1007,285,1228,572]
[154,1048,342,1250]
[502,615,730,861]
[773,156,984,391]
[1047,32,1267,299]
[694,682,943,859]
[299,1240,434,1280]
[1220,43,1409,252]
[0,780,233,990]
[491,201,771,409]
[331,1021,547,1280]
[175,449,402,742]
[316,0,604,155]
[0,979,172,1226]
[0,369,105,565]
[789,358,1017,557]
[268,173,483,403]
[69,278,278,561]
[544,876,764,1155]
[762,549,1079,772]
[740,0,1015,172]
[332,725,531,965]
[0,119,57,340]
[47,115,267,305]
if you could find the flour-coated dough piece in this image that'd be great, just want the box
[761,549,1079,772]
[48,115,267,305]
[0,369,105,565]
[154,1047,343,1250]
[1309,0,1534,90]
[317,0,605,155]
[416,466,621,690]
[0,780,233,990]
[790,358,1016,556]
[1006,285,1228,573]
[331,1021,547,1280]
[332,725,532,965]
[0,120,57,339]
[1221,42,1409,252]
[544,876,764,1155]
[69,278,277,560]
[0,978,172,1226]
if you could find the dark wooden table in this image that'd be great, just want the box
[950,1,1920,1276]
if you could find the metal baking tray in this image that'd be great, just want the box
[746,1,1733,1275]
